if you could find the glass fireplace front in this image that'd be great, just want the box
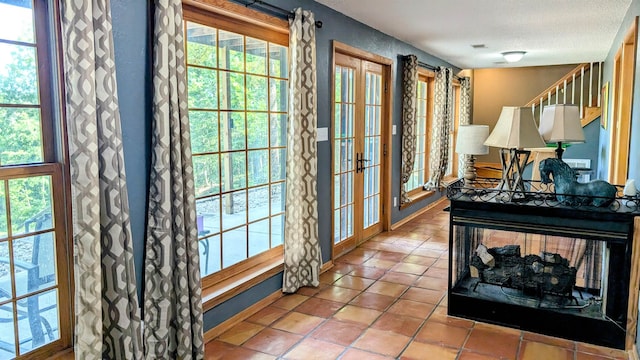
[448,199,636,350]
[452,227,606,320]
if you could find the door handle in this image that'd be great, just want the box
[356,153,370,173]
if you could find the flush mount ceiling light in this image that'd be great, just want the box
[502,51,526,63]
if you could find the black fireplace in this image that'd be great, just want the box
[447,179,640,350]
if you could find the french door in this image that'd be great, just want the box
[332,51,387,257]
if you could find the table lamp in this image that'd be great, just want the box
[484,106,546,200]
[538,104,585,160]
[455,125,489,191]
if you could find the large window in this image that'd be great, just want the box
[404,70,461,199]
[445,82,462,179]
[0,0,71,358]
[184,8,288,283]
[405,71,433,196]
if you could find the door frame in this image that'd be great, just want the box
[609,17,637,184]
[331,41,392,259]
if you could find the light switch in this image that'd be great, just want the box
[317,127,328,142]
[392,125,397,135]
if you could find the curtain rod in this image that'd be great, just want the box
[236,0,323,28]
[413,58,463,81]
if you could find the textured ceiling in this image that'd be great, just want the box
[314,0,632,69]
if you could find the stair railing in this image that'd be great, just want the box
[525,62,602,123]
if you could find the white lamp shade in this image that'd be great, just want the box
[456,125,489,155]
[539,104,585,143]
[484,106,546,149]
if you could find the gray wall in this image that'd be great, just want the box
[263,0,459,230]
[562,119,601,178]
[523,120,600,180]
[109,0,458,332]
[472,65,580,164]
[111,0,151,303]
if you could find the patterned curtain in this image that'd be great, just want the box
[400,55,418,205]
[283,8,323,293]
[143,0,204,359]
[59,0,142,359]
[424,67,454,190]
[457,76,472,178]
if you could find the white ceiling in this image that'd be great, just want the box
[314,0,632,69]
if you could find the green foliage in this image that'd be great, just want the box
[188,67,218,109]
[189,110,218,154]
[0,44,39,105]
[246,46,267,75]
[246,75,267,111]
[0,185,6,238]
[247,113,268,149]
[8,176,51,236]
[248,150,268,187]
[187,39,217,68]
[193,154,220,198]
[186,25,291,248]
[268,44,287,78]
[0,25,49,238]
[270,114,286,147]
[0,108,43,165]
[0,43,43,166]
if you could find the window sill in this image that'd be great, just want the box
[49,349,74,360]
[201,255,284,312]
[400,189,436,210]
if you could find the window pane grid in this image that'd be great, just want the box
[333,65,356,244]
[363,71,381,228]
[0,171,61,357]
[407,77,429,193]
[187,20,287,277]
[0,17,45,166]
[0,2,70,357]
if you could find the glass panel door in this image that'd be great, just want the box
[332,53,385,257]
[333,53,358,255]
[361,63,383,240]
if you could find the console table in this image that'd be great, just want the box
[447,179,640,350]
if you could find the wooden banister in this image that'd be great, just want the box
[481,63,604,179]
[525,63,591,107]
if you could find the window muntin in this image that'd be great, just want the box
[406,72,432,195]
[445,82,461,178]
[404,71,460,197]
[185,18,287,279]
[0,1,70,358]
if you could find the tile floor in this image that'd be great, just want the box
[205,201,630,359]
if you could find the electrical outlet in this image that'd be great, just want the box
[393,196,397,207]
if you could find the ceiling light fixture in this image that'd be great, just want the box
[502,51,526,63]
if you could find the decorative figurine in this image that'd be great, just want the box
[623,179,637,197]
[539,158,617,207]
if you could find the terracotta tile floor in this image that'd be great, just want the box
[205,201,630,359]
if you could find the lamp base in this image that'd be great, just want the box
[462,155,477,193]
[555,141,564,160]
[497,148,531,201]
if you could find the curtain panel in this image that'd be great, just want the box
[424,67,454,190]
[144,0,204,358]
[59,0,142,358]
[457,77,472,178]
[400,55,419,204]
[282,8,323,293]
